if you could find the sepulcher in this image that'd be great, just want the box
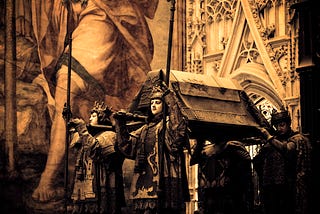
[128,69,269,141]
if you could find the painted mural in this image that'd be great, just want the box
[0,0,172,213]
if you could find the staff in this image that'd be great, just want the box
[161,0,176,145]
[158,0,177,202]
[62,0,73,213]
[165,0,176,84]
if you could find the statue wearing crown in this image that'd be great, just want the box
[69,101,126,213]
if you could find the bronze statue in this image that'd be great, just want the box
[253,110,312,214]
[113,83,190,214]
[69,101,125,213]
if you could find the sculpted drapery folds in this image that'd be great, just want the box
[31,0,159,202]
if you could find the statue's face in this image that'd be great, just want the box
[275,121,290,135]
[150,98,163,116]
[89,112,99,126]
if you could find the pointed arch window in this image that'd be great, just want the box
[257,0,286,38]
[205,0,238,51]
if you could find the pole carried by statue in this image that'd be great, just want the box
[165,0,176,85]
[157,0,176,206]
[62,0,73,212]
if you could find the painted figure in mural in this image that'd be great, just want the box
[253,110,312,214]
[31,0,159,202]
[68,101,125,213]
[113,83,190,214]
[193,139,253,214]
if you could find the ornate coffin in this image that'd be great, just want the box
[128,69,269,141]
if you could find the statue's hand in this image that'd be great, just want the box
[113,110,129,121]
[69,118,88,136]
[69,118,85,128]
[257,127,273,141]
[201,144,215,157]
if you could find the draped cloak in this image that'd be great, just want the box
[31,0,159,108]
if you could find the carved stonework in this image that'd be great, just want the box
[239,40,260,63]
[256,0,282,11]
[247,0,288,84]
[185,0,304,130]
[192,55,203,74]
[273,45,287,61]
[220,37,229,50]
[263,24,276,39]
[273,45,291,85]
[212,60,221,73]
[256,0,270,11]
[186,0,206,73]
[287,1,301,84]
[206,0,238,23]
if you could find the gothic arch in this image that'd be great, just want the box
[230,62,284,111]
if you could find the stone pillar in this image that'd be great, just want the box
[172,0,186,71]
[293,0,320,213]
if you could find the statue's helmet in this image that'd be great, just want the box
[150,85,164,101]
[271,109,291,126]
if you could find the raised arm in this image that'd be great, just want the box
[258,127,296,152]
[163,87,189,154]
[113,112,142,159]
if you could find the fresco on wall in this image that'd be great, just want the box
[0,0,171,213]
